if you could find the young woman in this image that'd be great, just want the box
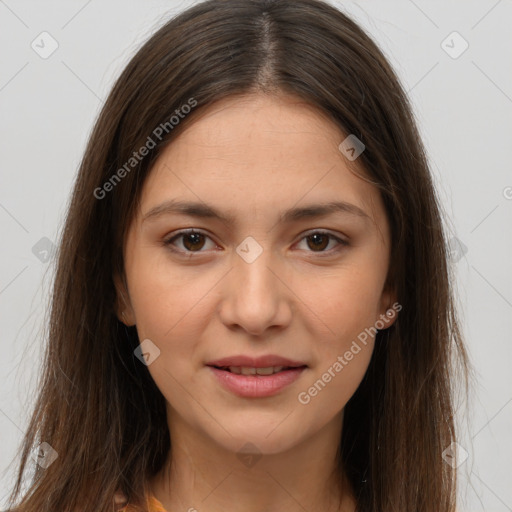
[5,1,470,511]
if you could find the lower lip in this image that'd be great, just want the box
[207,366,306,398]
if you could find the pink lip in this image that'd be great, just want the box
[206,354,306,368]
[208,366,307,398]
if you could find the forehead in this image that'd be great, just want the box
[137,93,387,231]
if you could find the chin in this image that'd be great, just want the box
[223,433,299,458]
[201,416,311,457]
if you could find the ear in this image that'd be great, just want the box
[113,273,136,326]
[377,278,400,329]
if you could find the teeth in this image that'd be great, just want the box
[228,366,285,375]
[257,366,284,375]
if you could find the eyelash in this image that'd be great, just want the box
[162,229,349,257]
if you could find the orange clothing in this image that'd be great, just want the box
[118,494,168,512]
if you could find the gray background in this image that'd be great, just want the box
[1,0,511,510]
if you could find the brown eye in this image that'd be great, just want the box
[164,229,347,257]
[306,233,330,251]
[297,231,348,255]
[181,232,206,251]
[164,230,215,253]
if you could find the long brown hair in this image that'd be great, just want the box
[5,1,470,511]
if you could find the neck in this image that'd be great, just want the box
[149,411,356,512]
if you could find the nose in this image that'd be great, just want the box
[217,245,292,336]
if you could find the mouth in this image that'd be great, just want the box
[206,363,308,398]
[210,365,307,375]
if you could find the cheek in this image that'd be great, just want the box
[125,247,226,376]
[126,246,204,335]
[295,262,384,404]
[125,256,214,403]
[295,269,381,410]
[297,342,373,417]
[301,262,386,341]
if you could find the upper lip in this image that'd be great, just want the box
[206,355,307,368]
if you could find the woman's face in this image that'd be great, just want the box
[119,93,396,455]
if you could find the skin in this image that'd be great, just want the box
[116,92,397,512]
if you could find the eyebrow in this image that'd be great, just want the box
[142,199,370,225]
